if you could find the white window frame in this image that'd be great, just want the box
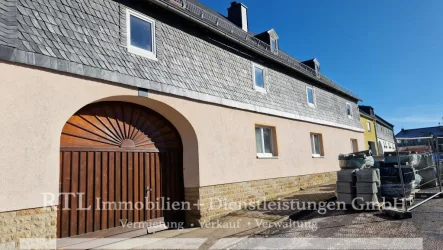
[306,86,316,107]
[252,63,266,93]
[346,102,352,118]
[315,62,320,77]
[126,9,157,60]
[270,37,278,54]
[256,126,275,158]
[311,133,323,157]
[367,121,371,132]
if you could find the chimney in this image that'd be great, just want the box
[227,2,248,32]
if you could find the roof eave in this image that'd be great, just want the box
[359,111,373,120]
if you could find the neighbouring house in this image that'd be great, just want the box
[396,126,443,151]
[359,106,396,155]
[0,0,364,244]
[359,108,378,154]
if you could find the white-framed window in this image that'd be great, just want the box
[310,133,324,157]
[351,139,358,153]
[126,9,156,60]
[252,64,266,93]
[306,87,316,107]
[255,126,276,158]
[367,121,371,131]
[346,103,352,118]
[270,38,278,53]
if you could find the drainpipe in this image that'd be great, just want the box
[372,115,380,156]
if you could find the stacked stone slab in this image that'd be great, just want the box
[336,169,358,205]
[356,169,381,205]
[336,150,375,206]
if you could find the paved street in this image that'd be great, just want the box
[230,197,443,249]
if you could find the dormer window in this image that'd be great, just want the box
[302,58,320,77]
[270,37,278,53]
[315,63,320,77]
[255,29,279,54]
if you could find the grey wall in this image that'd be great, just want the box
[4,0,362,130]
[376,122,395,143]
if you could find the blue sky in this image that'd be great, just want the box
[199,0,443,133]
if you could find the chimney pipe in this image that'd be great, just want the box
[227,2,248,32]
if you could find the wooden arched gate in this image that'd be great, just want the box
[58,101,184,238]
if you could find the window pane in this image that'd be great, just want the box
[254,67,264,88]
[346,104,351,116]
[255,127,263,153]
[307,88,314,104]
[263,128,272,153]
[311,134,321,155]
[270,39,276,51]
[130,15,152,51]
[311,135,316,154]
[314,135,321,155]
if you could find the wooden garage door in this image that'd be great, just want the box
[58,102,184,238]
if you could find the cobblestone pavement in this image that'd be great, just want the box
[231,197,443,250]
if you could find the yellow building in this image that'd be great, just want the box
[359,110,378,155]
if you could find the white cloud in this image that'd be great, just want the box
[389,116,442,123]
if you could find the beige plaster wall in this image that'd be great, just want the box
[0,61,364,213]
[0,62,138,212]
[147,93,364,187]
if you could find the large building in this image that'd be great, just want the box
[0,0,364,244]
[396,126,443,151]
[359,106,395,155]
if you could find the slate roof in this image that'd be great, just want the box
[359,106,393,129]
[375,114,394,129]
[0,0,362,131]
[0,0,17,46]
[159,0,360,101]
[1,0,359,102]
[396,127,443,139]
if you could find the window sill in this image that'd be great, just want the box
[308,103,316,108]
[312,155,325,159]
[257,155,279,159]
[128,47,158,61]
[254,86,267,94]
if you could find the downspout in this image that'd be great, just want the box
[373,115,380,156]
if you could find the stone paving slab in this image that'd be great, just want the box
[125,181,336,250]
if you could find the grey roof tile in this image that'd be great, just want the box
[1,0,363,130]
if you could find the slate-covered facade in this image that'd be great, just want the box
[359,106,395,155]
[0,0,364,244]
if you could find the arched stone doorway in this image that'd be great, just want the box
[58,101,185,238]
